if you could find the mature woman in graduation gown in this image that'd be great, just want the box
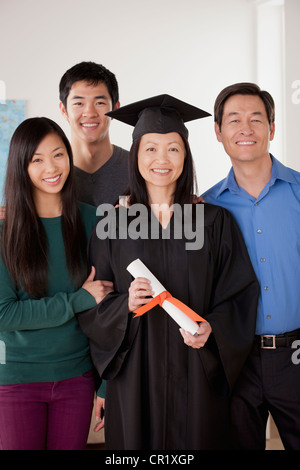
[78,95,259,450]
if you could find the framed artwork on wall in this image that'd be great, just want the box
[0,100,26,203]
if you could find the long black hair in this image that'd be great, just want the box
[1,117,88,298]
[125,134,198,207]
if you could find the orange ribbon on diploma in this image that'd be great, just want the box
[134,290,205,322]
[127,259,205,336]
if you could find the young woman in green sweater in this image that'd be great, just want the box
[0,117,110,450]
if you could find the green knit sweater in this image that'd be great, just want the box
[0,202,98,384]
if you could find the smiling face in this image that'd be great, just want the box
[60,80,118,144]
[27,133,70,202]
[138,132,186,198]
[215,94,275,164]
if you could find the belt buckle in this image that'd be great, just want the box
[261,335,276,349]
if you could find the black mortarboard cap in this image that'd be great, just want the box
[106,94,211,141]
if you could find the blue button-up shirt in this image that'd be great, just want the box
[202,155,300,335]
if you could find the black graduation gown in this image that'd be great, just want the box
[78,203,259,450]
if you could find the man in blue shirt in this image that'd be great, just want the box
[202,82,300,450]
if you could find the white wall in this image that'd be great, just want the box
[255,0,285,164]
[1,0,297,191]
[284,0,300,171]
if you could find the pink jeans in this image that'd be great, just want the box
[0,371,95,450]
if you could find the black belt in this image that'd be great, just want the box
[255,329,300,349]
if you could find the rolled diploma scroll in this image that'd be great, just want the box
[127,258,199,335]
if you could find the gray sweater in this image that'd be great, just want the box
[74,145,129,207]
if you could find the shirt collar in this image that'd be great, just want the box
[216,167,238,198]
[269,154,298,185]
[216,154,298,198]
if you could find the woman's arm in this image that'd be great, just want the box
[0,261,110,332]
